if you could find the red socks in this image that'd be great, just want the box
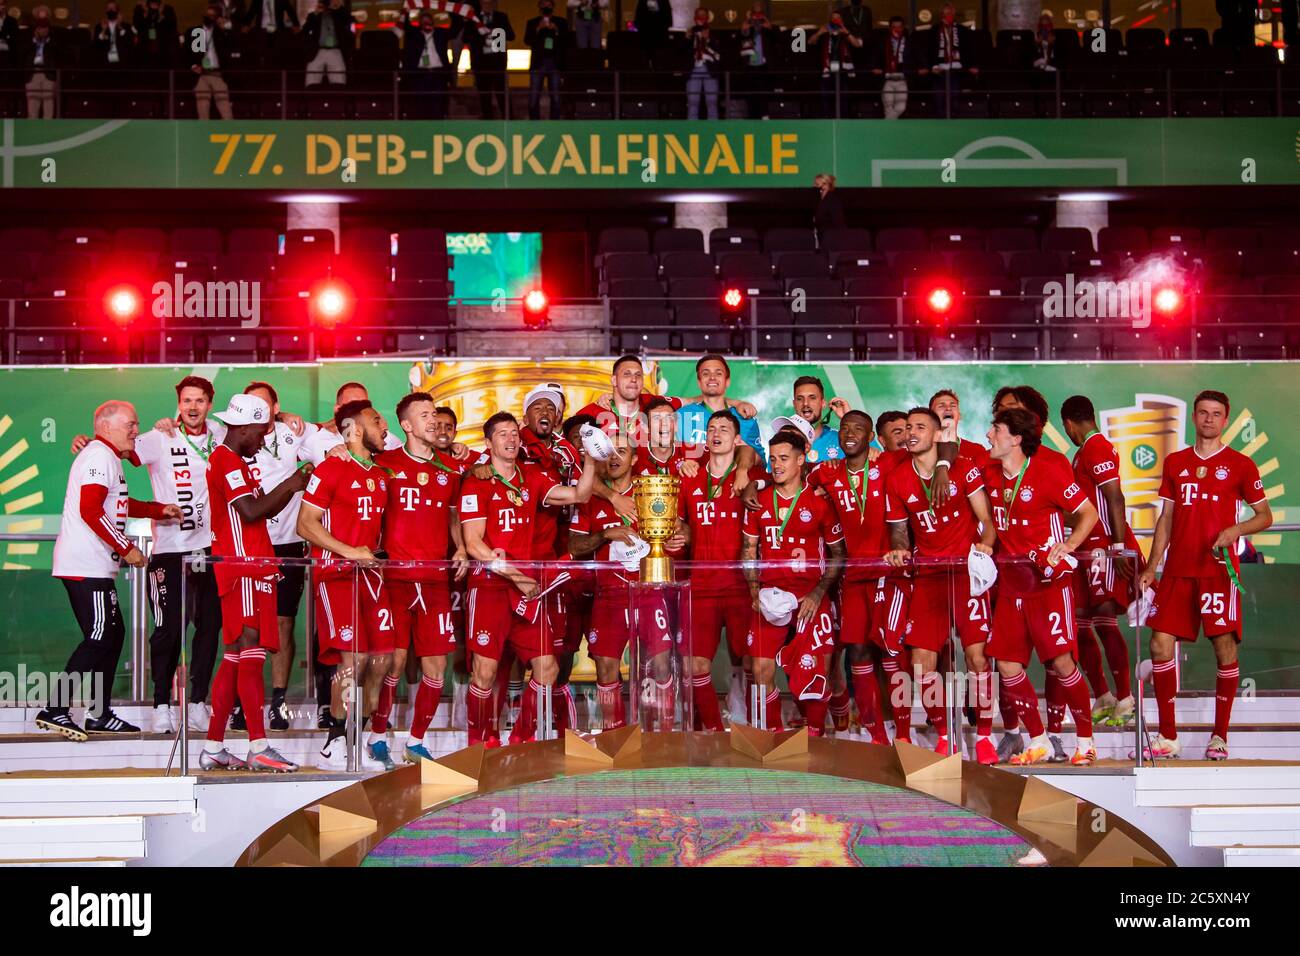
[1044,670,1067,734]
[1152,658,1178,739]
[800,697,828,736]
[656,679,676,732]
[1214,664,1239,741]
[1001,670,1044,737]
[372,673,399,735]
[1075,619,1111,698]
[1094,616,1132,699]
[467,681,494,744]
[918,670,947,737]
[882,657,911,741]
[237,648,267,742]
[206,652,240,742]
[828,688,851,729]
[973,668,994,737]
[553,684,575,733]
[1059,666,1093,737]
[410,675,443,741]
[596,680,624,730]
[851,663,887,741]
[754,687,783,731]
[691,674,724,731]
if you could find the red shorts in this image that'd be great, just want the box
[838,578,875,646]
[987,584,1076,666]
[219,578,280,650]
[1148,573,1243,643]
[388,580,456,658]
[680,590,751,661]
[747,591,835,660]
[561,584,594,656]
[587,588,675,661]
[450,578,467,643]
[1073,553,1133,612]
[315,570,395,664]
[465,583,557,663]
[870,576,911,653]
[905,572,991,653]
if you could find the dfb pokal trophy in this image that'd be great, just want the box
[629,474,687,732]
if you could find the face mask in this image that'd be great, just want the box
[203,15,214,25]
[108,9,119,19]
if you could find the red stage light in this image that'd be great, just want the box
[720,286,746,324]
[523,289,549,328]
[310,280,354,327]
[104,285,141,327]
[1153,286,1183,316]
[926,285,954,316]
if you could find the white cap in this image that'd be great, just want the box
[770,414,816,447]
[213,393,271,427]
[524,383,565,418]
[758,587,799,627]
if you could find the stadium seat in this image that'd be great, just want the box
[718,252,774,281]
[831,253,890,278]
[599,253,659,283]
[763,228,816,254]
[929,229,986,252]
[875,227,928,253]
[1051,326,1103,360]
[774,251,829,279]
[819,228,872,255]
[1097,226,1149,257]
[709,228,761,253]
[652,229,704,255]
[987,228,1039,253]
[660,252,716,279]
[1042,227,1095,255]
[801,328,856,360]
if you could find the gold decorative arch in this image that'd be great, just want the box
[236,730,1173,868]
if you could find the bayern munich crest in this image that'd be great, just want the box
[475,631,490,646]
[868,468,880,480]
[799,508,812,522]
[436,473,448,485]
[1216,466,1229,480]
[339,625,354,643]
[1020,488,1033,502]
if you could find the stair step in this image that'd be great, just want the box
[0,816,146,862]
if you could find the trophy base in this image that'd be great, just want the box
[640,555,674,585]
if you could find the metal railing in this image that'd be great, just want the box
[4,64,1296,120]
[3,291,1298,364]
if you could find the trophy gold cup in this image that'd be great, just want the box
[633,474,680,584]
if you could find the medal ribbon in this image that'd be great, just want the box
[773,484,806,545]
[182,428,215,462]
[1003,458,1030,521]
[603,478,633,526]
[707,462,736,501]
[491,465,524,499]
[1220,547,1247,594]
[848,467,868,519]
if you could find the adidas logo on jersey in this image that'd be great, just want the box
[351,481,361,489]
[1056,636,1068,646]
[1179,469,1190,477]
[394,471,407,479]
[1215,617,1227,627]
[693,488,704,495]
[907,494,919,504]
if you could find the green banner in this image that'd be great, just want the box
[0,358,1291,563]
[4,118,1298,189]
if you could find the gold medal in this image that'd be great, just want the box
[778,507,789,521]
[509,490,523,506]
[366,478,375,492]
[1003,487,1013,502]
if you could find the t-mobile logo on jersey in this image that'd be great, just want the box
[49,886,151,936]
[499,509,521,532]
[357,498,376,521]
[915,510,938,533]
[398,486,421,511]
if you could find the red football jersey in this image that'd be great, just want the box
[301,455,388,580]
[207,444,277,592]
[375,446,460,581]
[677,462,757,594]
[742,484,844,594]
[958,438,989,468]
[576,393,684,444]
[520,441,577,561]
[458,463,560,582]
[571,494,641,590]
[808,454,901,582]
[985,453,1088,594]
[1158,445,1266,578]
[1071,432,1124,550]
[885,456,985,563]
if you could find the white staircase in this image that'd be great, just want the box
[1136,765,1300,867]
[0,775,196,865]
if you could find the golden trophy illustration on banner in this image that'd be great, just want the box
[1099,394,1187,547]
[633,474,680,584]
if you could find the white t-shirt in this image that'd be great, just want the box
[135,421,228,554]
[53,438,132,579]
[247,421,343,546]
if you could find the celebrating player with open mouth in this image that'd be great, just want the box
[983,408,1100,767]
